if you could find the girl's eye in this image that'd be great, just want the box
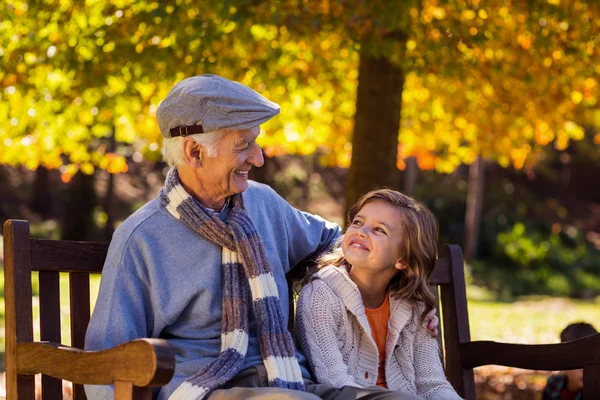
[352,220,362,226]
[375,227,387,235]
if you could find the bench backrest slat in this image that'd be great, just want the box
[438,244,475,398]
[429,257,451,285]
[585,363,600,398]
[69,272,91,349]
[38,270,64,399]
[39,271,62,342]
[30,238,107,273]
[4,220,36,399]
[69,272,92,400]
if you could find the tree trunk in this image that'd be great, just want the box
[403,156,419,196]
[31,166,52,218]
[103,126,117,241]
[344,50,405,218]
[62,171,96,241]
[464,156,486,262]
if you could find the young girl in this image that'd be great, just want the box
[296,189,462,399]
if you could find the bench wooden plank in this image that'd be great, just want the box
[39,271,63,398]
[70,272,91,400]
[584,362,600,399]
[16,339,175,387]
[439,244,475,399]
[30,239,107,273]
[3,220,36,399]
[460,334,600,369]
[429,257,451,285]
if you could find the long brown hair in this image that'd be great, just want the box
[312,189,439,322]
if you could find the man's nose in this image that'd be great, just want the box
[248,142,264,168]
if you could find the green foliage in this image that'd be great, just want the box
[474,222,600,298]
[497,223,553,265]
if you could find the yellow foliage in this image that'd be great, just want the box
[0,0,597,177]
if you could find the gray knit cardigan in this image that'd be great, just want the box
[296,265,463,400]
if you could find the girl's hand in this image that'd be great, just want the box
[423,308,439,337]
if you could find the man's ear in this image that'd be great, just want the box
[395,260,408,271]
[182,138,204,168]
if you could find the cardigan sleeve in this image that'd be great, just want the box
[296,280,359,388]
[412,322,463,400]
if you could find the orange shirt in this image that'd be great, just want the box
[365,294,390,388]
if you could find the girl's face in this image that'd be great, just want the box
[342,200,405,274]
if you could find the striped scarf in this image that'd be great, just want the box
[160,168,305,400]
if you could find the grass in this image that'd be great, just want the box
[468,297,600,344]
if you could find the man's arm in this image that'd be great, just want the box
[84,239,162,399]
[271,188,341,271]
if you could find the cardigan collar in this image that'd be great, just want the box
[314,265,415,338]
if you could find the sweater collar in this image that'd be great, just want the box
[315,265,415,333]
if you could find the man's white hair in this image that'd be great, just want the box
[161,130,225,167]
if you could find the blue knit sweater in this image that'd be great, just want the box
[84,181,340,399]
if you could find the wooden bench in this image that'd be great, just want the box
[4,218,600,399]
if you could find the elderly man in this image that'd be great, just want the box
[85,75,430,400]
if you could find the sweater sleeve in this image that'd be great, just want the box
[271,188,341,272]
[296,280,359,388]
[412,322,463,399]
[84,235,164,399]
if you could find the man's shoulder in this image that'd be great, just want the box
[113,198,165,239]
[245,180,279,199]
[243,181,287,214]
[110,197,184,252]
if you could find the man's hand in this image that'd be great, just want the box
[423,308,439,337]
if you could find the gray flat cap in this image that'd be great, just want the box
[156,74,280,138]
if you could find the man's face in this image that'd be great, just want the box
[199,127,264,200]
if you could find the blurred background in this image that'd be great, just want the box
[1,0,599,398]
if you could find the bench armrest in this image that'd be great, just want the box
[17,338,175,387]
[460,333,600,370]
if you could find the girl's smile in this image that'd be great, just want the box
[348,239,369,251]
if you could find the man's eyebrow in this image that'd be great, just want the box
[241,132,259,142]
[236,136,253,144]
